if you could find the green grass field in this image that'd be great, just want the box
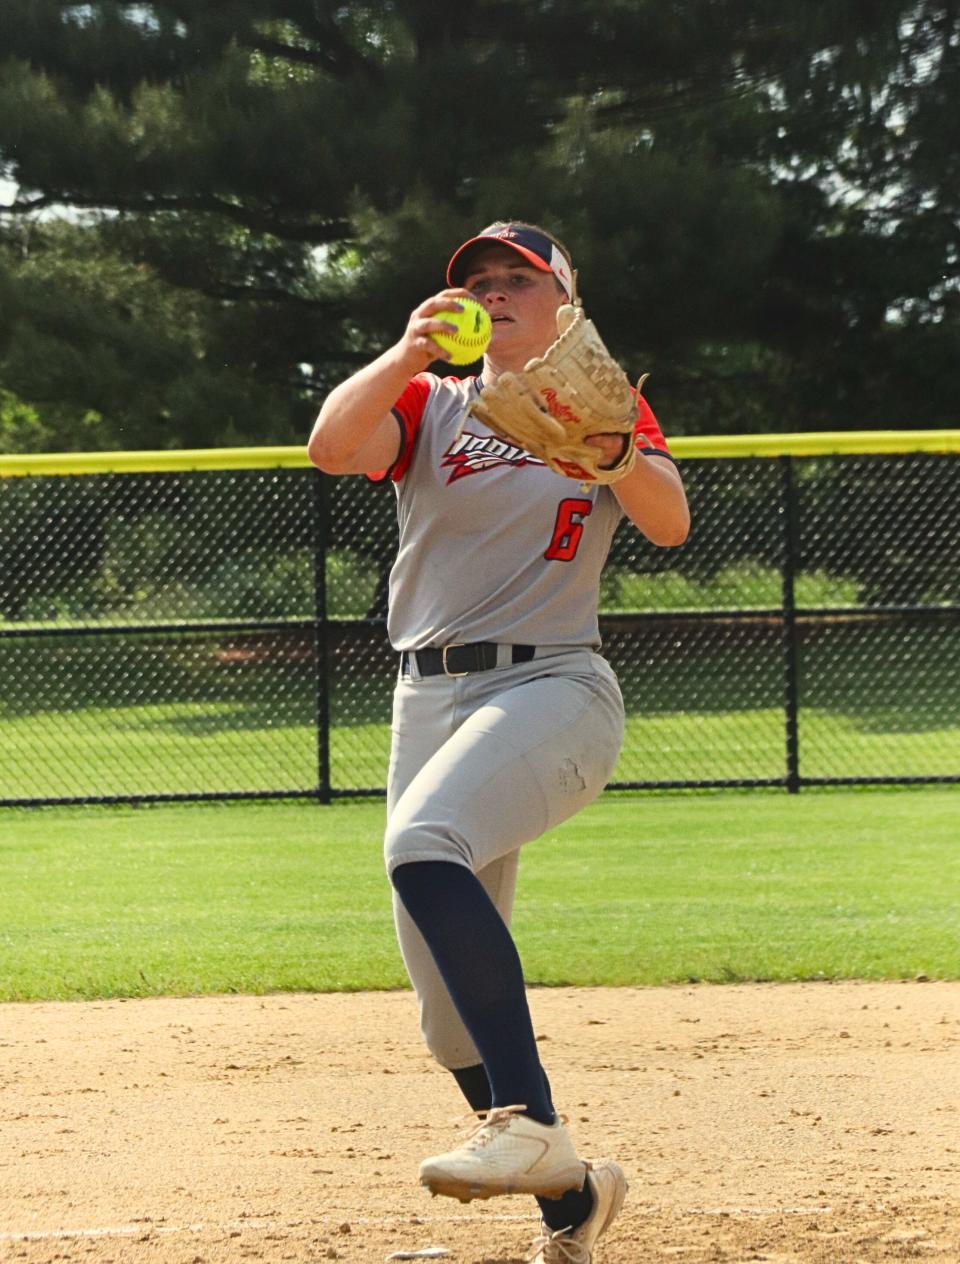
[2,701,957,799]
[2,618,956,798]
[1,788,957,1003]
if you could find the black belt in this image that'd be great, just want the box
[402,642,536,678]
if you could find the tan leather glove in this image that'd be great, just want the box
[469,305,647,483]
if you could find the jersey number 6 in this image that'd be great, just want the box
[544,497,593,562]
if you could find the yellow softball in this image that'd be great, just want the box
[431,296,492,365]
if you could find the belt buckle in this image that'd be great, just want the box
[442,642,469,677]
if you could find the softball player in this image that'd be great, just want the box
[308,222,689,1262]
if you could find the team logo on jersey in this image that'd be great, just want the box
[441,430,545,483]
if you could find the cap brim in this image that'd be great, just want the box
[446,237,553,287]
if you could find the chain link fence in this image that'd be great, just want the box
[0,438,957,805]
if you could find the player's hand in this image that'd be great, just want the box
[586,429,652,470]
[585,433,632,469]
[398,289,475,370]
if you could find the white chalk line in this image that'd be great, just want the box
[0,1207,834,1243]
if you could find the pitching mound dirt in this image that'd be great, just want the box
[1,981,958,1262]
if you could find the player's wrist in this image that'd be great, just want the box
[386,339,434,379]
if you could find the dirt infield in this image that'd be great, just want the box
[1,982,958,1263]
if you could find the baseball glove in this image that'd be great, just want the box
[468,304,647,483]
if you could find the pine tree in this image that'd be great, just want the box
[0,1,956,447]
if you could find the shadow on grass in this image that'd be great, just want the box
[0,619,956,743]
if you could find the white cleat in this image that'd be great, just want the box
[527,1159,628,1262]
[419,1105,586,1202]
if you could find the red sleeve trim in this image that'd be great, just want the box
[633,392,673,458]
[366,373,433,483]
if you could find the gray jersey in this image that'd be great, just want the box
[373,372,673,651]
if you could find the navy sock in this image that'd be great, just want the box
[450,1063,493,1114]
[392,860,554,1124]
[450,1062,594,1233]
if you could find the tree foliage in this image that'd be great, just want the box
[0,0,958,451]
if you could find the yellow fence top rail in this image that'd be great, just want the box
[0,446,308,478]
[671,429,960,458]
[1,430,958,477]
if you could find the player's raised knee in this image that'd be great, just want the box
[384,821,472,879]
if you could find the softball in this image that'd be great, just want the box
[431,296,492,365]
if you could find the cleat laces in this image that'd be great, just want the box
[526,1224,590,1264]
[457,1103,527,1150]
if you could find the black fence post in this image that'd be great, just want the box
[779,456,801,793]
[310,469,332,804]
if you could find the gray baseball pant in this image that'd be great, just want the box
[384,646,624,1069]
